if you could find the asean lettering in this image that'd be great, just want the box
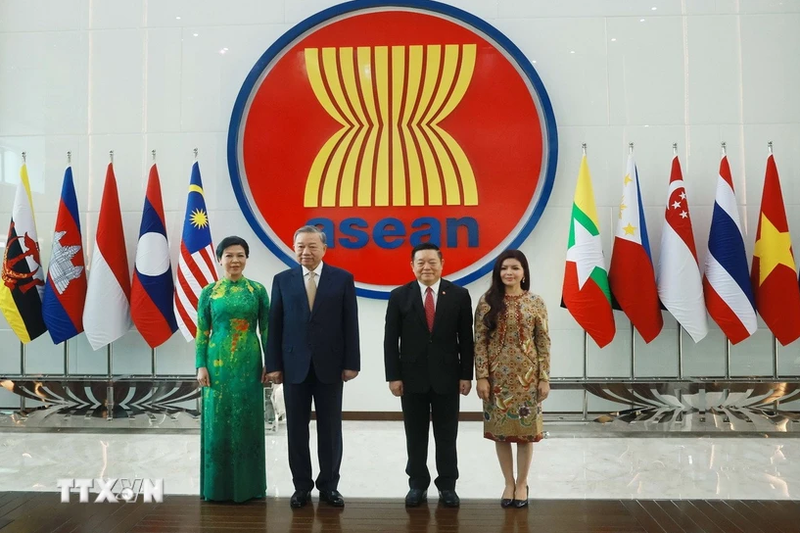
[308,216,479,249]
[57,478,164,503]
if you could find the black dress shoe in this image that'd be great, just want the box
[319,489,345,507]
[290,490,311,509]
[438,490,460,508]
[512,485,529,508]
[405,489,427,507]
[500,497,514,508]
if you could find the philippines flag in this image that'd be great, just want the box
[131,164,178,348]
[703,154,757,344]
[83,163,132,350]
[656,155,708,342]
[608,153,663,343]
[42,166,87,344]
[174,162,218,341]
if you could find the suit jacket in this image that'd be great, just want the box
[266,264,360,384]
[384,279,474,395]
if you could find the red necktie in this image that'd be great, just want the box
[425,287,435,332]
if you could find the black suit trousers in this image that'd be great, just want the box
[401,389,460,491]
[283,362,344,492]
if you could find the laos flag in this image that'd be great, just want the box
[131,164,177,347]
[42,166,87,344]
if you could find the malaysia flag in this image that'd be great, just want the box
[42,165,87,344]
[703,154,757,344]
[174,161,218,341]
[131,164,178,347]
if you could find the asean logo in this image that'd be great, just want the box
[228,0,557,298]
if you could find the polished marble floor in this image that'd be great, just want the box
[0,421,798,501]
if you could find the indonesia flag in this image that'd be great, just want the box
[656,154,708,342]
[703,153,757,344]
[131,164,178,348]
[174,162,218,341]
[608,153,663,343]
[42,166,87,344]
[83,163,132,350]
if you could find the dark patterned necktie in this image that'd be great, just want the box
[425,287,435,332]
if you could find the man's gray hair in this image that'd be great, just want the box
[294,225,327,245]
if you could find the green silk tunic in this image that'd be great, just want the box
[196,276,269,502]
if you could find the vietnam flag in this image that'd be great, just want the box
[608,154,663,343]
[751,153,800,345]
[562,154,615,347]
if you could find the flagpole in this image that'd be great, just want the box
[193,147,199,161]
[18,151,27,411]
[630,322,636,379]
[725,338,731,379]
[152,149,156,163]
[582,330,589,420]
[721,141,727,157]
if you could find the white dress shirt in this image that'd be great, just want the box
[302,262,323,287]
[418,279,441,309]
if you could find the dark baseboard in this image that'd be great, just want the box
[325,412,483,421]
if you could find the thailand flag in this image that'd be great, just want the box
[42,166,87,343]
[703,154,757,344]
[131,164,178,348]
[83,163,132,350]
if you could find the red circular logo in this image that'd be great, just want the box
[228,0,558,298]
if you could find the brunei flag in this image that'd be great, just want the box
[751,153,800,345]
[0,163,47,343]
[562,154,615,347]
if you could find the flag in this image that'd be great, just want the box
[0,163,47,343]
[608,154,663,343]
[562,155,615,347]
[656,155,708,342]
[83,163,132,350]
[703,155,757,344]
[750,154,800,345]
[42,166,87,343]
[174,162,218,341]
[131,164,178,348]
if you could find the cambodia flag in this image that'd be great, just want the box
[42,166,87,343]
[131,164,177,347]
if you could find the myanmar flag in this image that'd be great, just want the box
[562,154,615,347]
[751,154,800,345]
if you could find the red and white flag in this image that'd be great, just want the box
[656,155,708,342]
[83,163,132,350]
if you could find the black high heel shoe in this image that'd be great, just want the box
[512,485,529,508]
[500,485,515,508]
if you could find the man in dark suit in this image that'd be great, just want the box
[384,242,474,508]
[266,225,360,509]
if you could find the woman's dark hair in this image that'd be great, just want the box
[215,236,250,260]
[482,250,531,333]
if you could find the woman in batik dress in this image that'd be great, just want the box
[475,249,551,509]
[196,236,270,502]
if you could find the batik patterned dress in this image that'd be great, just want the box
[196,276,269,502]
[474,292,550,443]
